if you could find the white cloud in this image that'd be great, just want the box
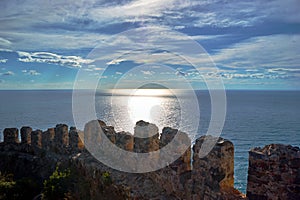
[89,0,298,29]
[211,34,300,71]
[2,0,298,34]
[245,69,259,72]
[141,70,155,75]
[0,1,235,53]
[175,70,185,76]
[187,0,300,28]
[90,0,188,23]
[22,69,41,76]
[0,31,110,51]
[85,65,104,71]
[82,27,224,69]
[106,58,125,65]
[94,67,104,71]
[0,59,7,63]
[0,48,13,52]
[267,68,300,73]
[0,37,11,46]
[204,71,285,80]
[266,0,300,23]
[174,25,185,30]
[0,0,298,90]
[17,51,94,68]
[0,0,299,54]
[151,66,161,69]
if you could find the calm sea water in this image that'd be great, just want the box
[0,90,299,193]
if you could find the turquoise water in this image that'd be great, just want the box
[0,90,299,193]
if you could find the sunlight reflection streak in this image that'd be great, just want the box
[128,89,165,124]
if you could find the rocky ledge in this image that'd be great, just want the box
[247,144,300,200]
[0,120,299,200]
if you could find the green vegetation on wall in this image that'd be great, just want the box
[0,172,39,200]
[42,166,71,200]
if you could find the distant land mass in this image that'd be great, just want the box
[138,83,169,89]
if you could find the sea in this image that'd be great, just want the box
[0,89,299,193]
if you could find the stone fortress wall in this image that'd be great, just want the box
[0,120,299,200]
[2,124,83,152]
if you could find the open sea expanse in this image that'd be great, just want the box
[0,90,299,193]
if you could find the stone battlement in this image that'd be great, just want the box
[0,120,299,199]
[1,124,84,153]
[0,120,238,199]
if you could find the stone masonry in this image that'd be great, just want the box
[3,128,19,144]
[1,120,299,199]
[247,144,300,200]
[192,135,235,199]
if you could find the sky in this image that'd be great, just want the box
[0,0,299,90]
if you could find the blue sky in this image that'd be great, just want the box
[0,0,299,90]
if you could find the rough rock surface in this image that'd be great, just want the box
[6,120,300,199]
[20,126,32,144]
[192,135,236,199]
[31,130,42,149]
[115,131,134,151]
[3,128,19,144]
[134,120,160,153]
[69,126,84,151]
[54,124,69,147]
[160,127,191,175]
[247,144,300,200]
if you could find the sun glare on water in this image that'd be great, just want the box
[127,89,171,124]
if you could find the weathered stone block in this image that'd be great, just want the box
[42,128,55,150]
[47,128,55,140]
[4,128,19,144]
[54,124,69,147]
[192,135,234,199]
[31,130,42,148]
[247,144,300,200]
[134,120,159,153]
[102,126,116,144]
[69,127,84,151]
[160,127,191,174]
[116,131,134,151]
[20,127,32,144]
[84,120,102,147]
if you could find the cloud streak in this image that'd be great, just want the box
[22,69,41,76]
[17,51,94,68]
[0,0,299,89]
[1,0,298,51]
[211,34,300,71]
[141,70,155,75]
